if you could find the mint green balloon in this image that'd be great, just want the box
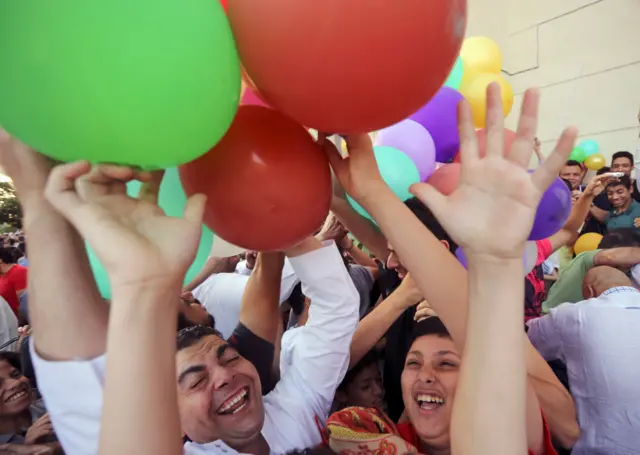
[569,147,586,163]
[348,146,421,221]
[88,168,213,298]
[0,1,240,169]
[444,57,464,90]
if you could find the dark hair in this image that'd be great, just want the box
[0,352,22,371]
[177,325,224,351]
[339,350,379,391]
[611,151,633,165]
[564,160,582,169]
[599,228,640,249]
[606,175,632,190]
[286,447,336,455]
[596,166,611,176]
[561,178,572,191]
[404,198,457,253]
[18,242,26,256]
[0,247,17,264]
[408,316,451,348]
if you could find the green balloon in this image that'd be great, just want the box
[569,147,586,163]
[0,1,240,169]
[348,146,421,221]
[88,168,214,298]
[444,57,464,90]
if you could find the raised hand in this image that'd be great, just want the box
[0,129,52,201]
[584,174,613,198]
[411,84,577,260]
[44,162,206,291]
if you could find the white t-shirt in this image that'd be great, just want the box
[0,296,18,351]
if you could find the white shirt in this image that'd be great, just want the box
[235,261,253,276]
[194,260,299,339]
[527,287,640,455]
[0,296,18,351]
[32,242,359,455]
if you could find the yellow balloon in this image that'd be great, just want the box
[460,73,514,128]
[461,36,502,74]
[584,153,606,171]
[459,60,481,93]
[573,233,603,256]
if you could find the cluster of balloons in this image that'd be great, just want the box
[569,139,606,171]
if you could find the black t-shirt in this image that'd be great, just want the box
[228,322,276,395]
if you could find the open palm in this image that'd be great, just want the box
[411,85,576,259]
[45,162,205,288]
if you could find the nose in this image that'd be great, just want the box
[418,366,437,384]
[211,366,234,390]
[372,381,383,399]
[386,252,399,270]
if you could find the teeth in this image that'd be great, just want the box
[416,393,444,404]
[7,391,27,403]
[219,388,248,413]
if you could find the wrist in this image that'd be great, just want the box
[356,182,393,211]
[111,277,182,306]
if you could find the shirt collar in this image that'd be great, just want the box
[601,286,639,297]
[613,200,639,216]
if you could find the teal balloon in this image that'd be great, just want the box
[348,146,421,221]
[0,0,240,169]
[88,168,213,298]
[579,140,600,157]
[444,57,464,90]
[569,146,586,163]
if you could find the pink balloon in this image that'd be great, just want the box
[241,86,269,108]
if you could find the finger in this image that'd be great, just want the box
[457,99,479,166]
[138,170,165,204]
[532,127,578,192]
[44,161,91,215]
[183,194,207,225]
[484,82,505,158]
[409,183,448,222]
[76,164,132,200]
[322,138,348,174]
[509,88,539,168]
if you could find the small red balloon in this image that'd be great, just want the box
[179,106,331,251]
[453,128,517,163]
[426,163,460,196]
[228,0,467,133]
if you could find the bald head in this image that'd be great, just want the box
[582,266,632,299]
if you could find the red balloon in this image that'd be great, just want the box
[426,163,460,196]
[241,86,269,108]
[179,106,331,251]
[453,128,517,163]
[219,0,227,12]
[228,1,467,133]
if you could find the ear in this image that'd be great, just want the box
[585,284,596,299]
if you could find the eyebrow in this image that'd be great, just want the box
[436,350,461,358]
[216,343,234,360]
[178,365,206,385]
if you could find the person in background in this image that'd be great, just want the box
[333,351,384,412]
[0,248,27,317]
[581,166,611,236]
[16,243,27,268]
[559,160,585,191]
[590,151,640,225]
[235,251,257,276]
[588,176,640,232]
[0,296,17,352]
[529,266,640,454]
[543,228,640,312]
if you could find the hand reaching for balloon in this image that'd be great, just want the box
[44,162,206,291]
[583,174,612,198]
[411,84,577,260]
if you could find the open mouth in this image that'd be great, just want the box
[216,387,250,415]
[5,389,29,404]
[414,392,445,411]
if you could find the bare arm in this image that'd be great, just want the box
[0,131,107,361]
[594,247,640,267]
[341,236,379,268]
[589,205,608,222]
[182,255,238,293]
[238,252,285,343]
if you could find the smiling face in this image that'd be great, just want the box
[176,335,264,446]
[559,164,583,190]
[401,334,460,451]
[607,183,632,209]
[0,359,33,417]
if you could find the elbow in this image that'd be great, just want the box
[555,421,580,449]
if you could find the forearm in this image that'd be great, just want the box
[589,205,607,222]
[99,286,182,455]
[595,247,640,267]
[331,197,390,260]
[182,256,232,292]
[452,258,527,455]
[349,293,408,368]
[22,198,108,361]
[346,243,378,267]
[564,193,594,232]
[238,252,285,342]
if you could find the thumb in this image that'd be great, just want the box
[409,183,448,222]
[183,194,207,225]
[320,138,347,174]
[44,161,92,223]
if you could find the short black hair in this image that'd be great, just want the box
[0,352,22,370]
[564,160,582,169]
[606,175,632,190]
[404,198,457,253]
[339,350,379,391]
[596,166,611,176]
[177,325,224,351]
[0,247,17,264]
[408,316,451,348]
[599,228,640,249]
[611,151,634,165]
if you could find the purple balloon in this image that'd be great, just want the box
[409,87,463,163]
[375,120,436,181]
[529,176,572,240]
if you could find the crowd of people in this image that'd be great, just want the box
[0,86,638,455]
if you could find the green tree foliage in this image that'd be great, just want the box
[0,181,22,229]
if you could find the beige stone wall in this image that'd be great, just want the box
[491,0,640,166]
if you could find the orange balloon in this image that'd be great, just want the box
[179,106,332,251]
[426,163,461,196]
[228,1,467,133]
[452,128,516,162]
